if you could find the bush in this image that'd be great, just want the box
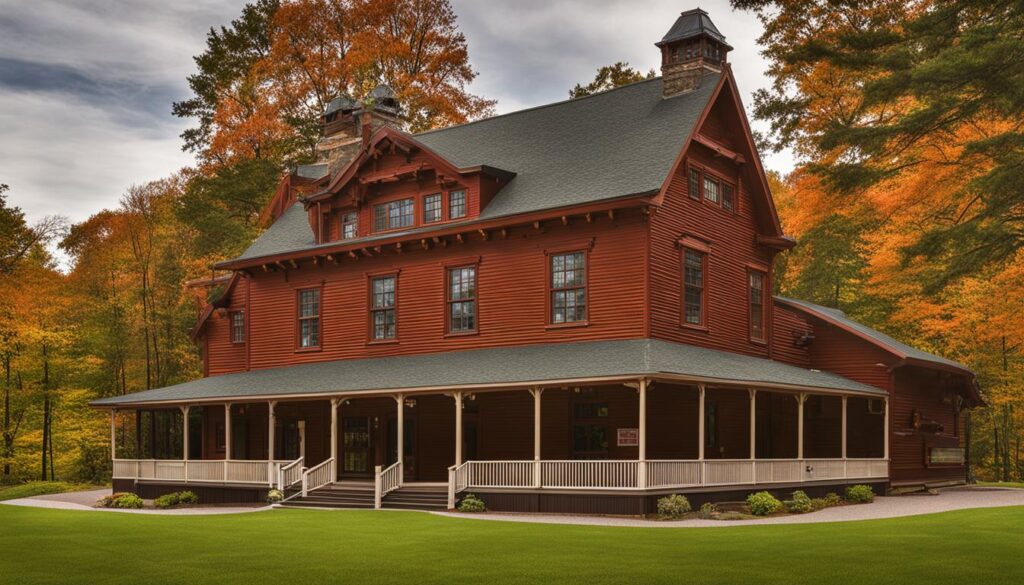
[458,493,485,513]
[699,502,718,518]
[110,493,143,509]
[824,492,843,507]
[178,491,199,505]
[746,491,782,516]
[656,494,691,519]
[810,498,828,511]
[785,490,813,514]
[266,489,284,504]
[845,484,875,503]
[154,492,180,508]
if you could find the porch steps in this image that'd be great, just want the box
[279,482,376,509]
[382,485,449,511]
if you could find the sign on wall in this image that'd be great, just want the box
[929,447,965,465]
[617,428,639,447]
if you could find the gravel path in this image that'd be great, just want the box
[0,489,271,515]
[430,486,1024,528]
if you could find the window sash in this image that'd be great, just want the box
[550,251,586,324]
[373,199,414,232]
[749,271,765,340]
[231,311,245,343]
[423,194,442,223]
[449,190,466,219]
[297,289,320,348]
[341,212,358,239]
[371,276,397,340]
[683,249,705,326]
[722,183,734,211]
[447,266,477,333]
[688,168,701,200]
[703,176,719,204]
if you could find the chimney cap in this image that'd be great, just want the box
[323,94,357,116]
[656,8,732,49]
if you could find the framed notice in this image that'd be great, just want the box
[617,428,639,447]
[929,447,964,465]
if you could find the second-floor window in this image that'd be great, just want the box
[297,289,320,348]
[447,266,477,333]
[550,251,586,324]
[688,168,701,200]
[374,198,414,232]
[749,271,766,341]
[449,189,466,219]
[341,212,358,239]
[703,176,719,204]
[683,249,706,326]
[370,275,397,341]
[423,193,442,223]
[231,310,245,343]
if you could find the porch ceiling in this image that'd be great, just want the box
[90,338,884,408]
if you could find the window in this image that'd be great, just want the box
[341,212,358,239]
[683,249,706,326]
[550,251,586,324]
[297,289,320,348]
[449,189,466,219]
[749,271,765,341]
[370,275,397,341]
[373,198,414,232]
[447,266,477,333]
[688,168,701,200]
[705,401,718,449]
[573,402,609,418]
[722,183,734,212]
[423,193,442,223]
[572,424,608,456]
[230,310,245,343]
[703,176,719,204]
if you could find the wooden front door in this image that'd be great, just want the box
[342,416,372,475]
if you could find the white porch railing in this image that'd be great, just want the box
[301,458,335,497]
[277,457,304,490]
[113,459,296,486]
[448,458,888,497]
[374,461,403,509]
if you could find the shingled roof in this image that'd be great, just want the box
[232,75,720,263]
[90,337,882,407]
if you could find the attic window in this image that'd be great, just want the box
[449,190,467,219]
[722,184,734,211]
[374,198,414,232]
[688,168,701,200]
[341,212,358,239]
[423,194,442,223]
[703,176,719,204]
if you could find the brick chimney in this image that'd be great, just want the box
[657,8,732,97]
[317,84,404,174]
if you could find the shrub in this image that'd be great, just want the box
[111,493,143,509]
[824,492,843,507]
[656,494,691,519]
[746,491,782,516]
[97,492,130,508]
[699,502,718,518]
[810,497,828,511]
[266,489,284,504]
[177,491,199,505]
[845,484,875,503]
[458,493,485,513]
[154,492,180,508]
[785,490,813,514]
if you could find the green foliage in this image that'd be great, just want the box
[457,493,485,513]
[824,492,843,506]
[155,490,199,508]
[178,491,199,504]
[0,481,91,501]
[570,62,656,98]
[785,490,813,514]
[746,491,782,516]
[656,494,692,519]
[266,489,284,503]
[99,492,143,509]
[699,502,718,518]
[845,485,875,503]
[810,498,828,511]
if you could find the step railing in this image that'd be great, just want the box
[277,457,304,490]
[375,461,403,509]
[301,458,335,497]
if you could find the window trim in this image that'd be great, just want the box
[372,197,416,233]
[545,247,590,329]
[686,161,737,214]
[422,193,442,224]
[444,260,480,336]
[747,268,768,344]
[294,286,323,352]
[341,211,358,240]
[367,271,399,344]
[681,246,708,331]
[229,309,245,344]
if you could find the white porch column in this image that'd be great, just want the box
[453,392,464,466]
[267,401,276,487]
[883,397,890,460]
[109,409,117,461]
[749,390,757,460]
[529,387,543,488]
[180,406,190,482]
[331,398,339,480]
[797,393,807,460]
[223,403,232,481]
[841,396,848,459]
[637,378,648,489]
[697,385,706,461]
[396,394,405,472]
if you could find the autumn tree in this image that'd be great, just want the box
[570,62,656,98]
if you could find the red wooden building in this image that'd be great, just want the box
[93,9,981,513]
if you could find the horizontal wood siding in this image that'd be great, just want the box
[771,304,812,368]
[803,320,895,391]
[205,210,647,374]
[890,367,965,483]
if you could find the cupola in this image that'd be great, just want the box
[657,8,732,97]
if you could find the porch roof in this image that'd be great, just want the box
[90,338,884,408]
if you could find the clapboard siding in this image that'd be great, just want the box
[771,304,813,368]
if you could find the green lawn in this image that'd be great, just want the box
[1,505,1022,585]
[0,481,98,501]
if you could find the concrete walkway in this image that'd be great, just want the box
[0,489,271,515]
[431,486,1024,528]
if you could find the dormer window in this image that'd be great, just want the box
[703,176,719,204]
[423,193,442,223]
[341,212,358,239]
[374,198,414,232]
[449,190,466,219]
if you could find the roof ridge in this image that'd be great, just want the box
[413,76,665,139]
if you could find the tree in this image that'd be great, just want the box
[570,62,656,98]
[0,185,65,274]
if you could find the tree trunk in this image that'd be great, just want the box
[2,353,11,478]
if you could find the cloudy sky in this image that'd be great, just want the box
[0,0,790,230]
